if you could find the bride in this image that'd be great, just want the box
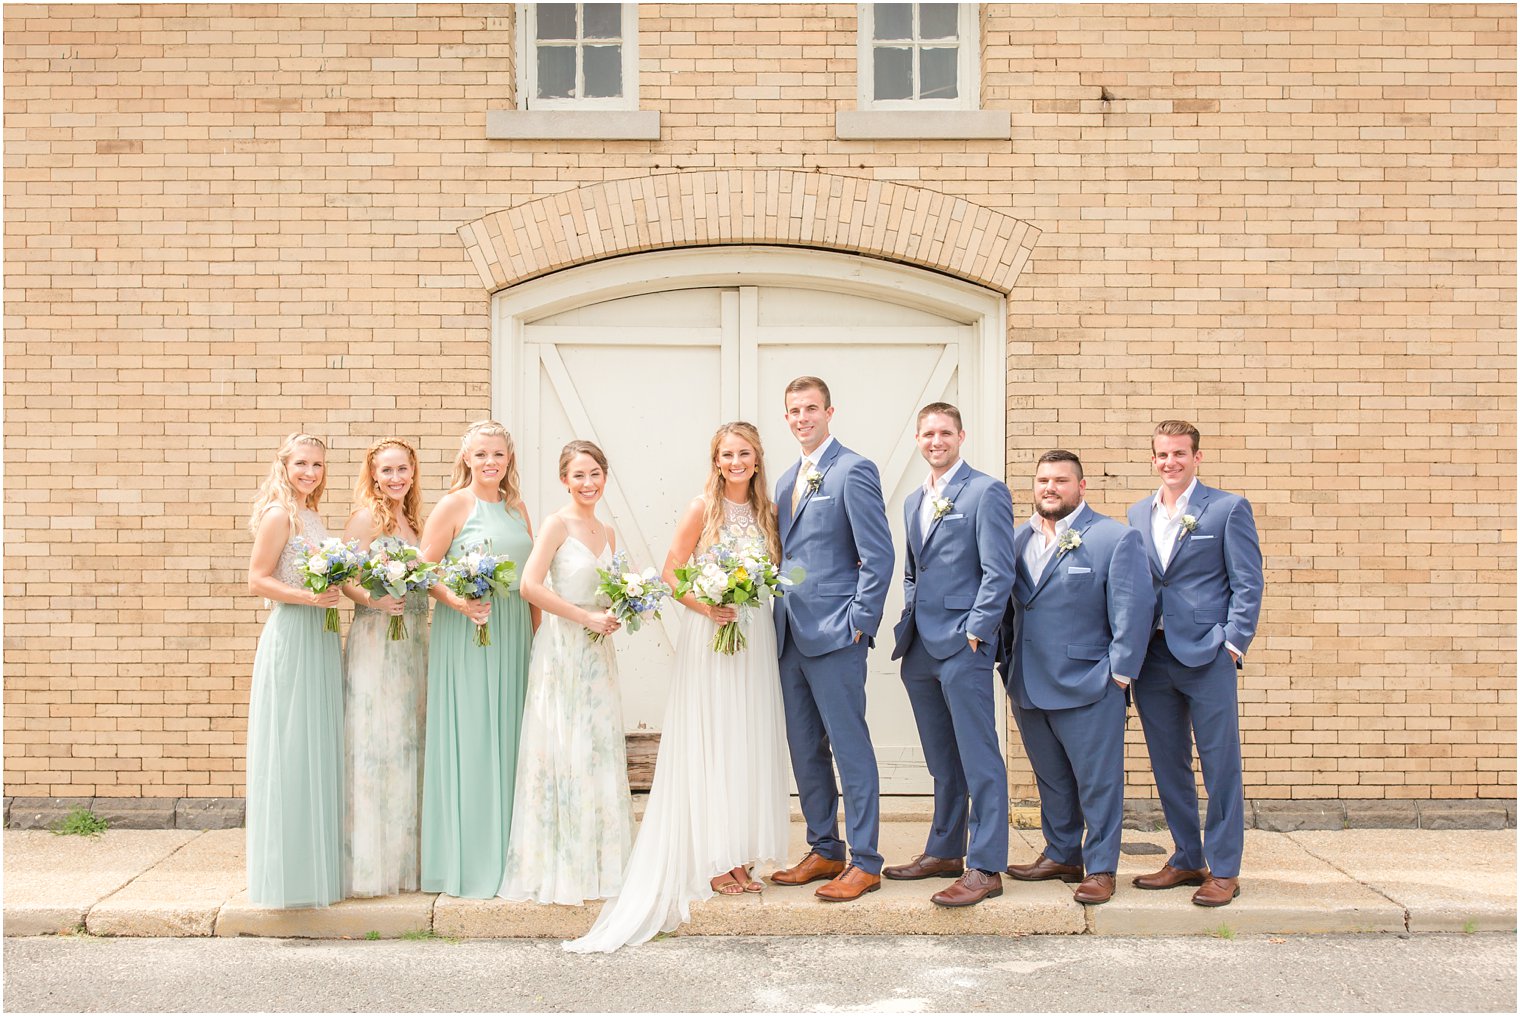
[565,421,792,953]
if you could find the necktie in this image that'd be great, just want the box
[792,459,812,512]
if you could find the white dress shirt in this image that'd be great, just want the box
[917,458,964,539]
[1151,477,1198,570]
[1022,503,1132,684]
[1151,478,1241,660]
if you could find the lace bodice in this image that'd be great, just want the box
[274,509,328,588]
[709,498,766,554]
[548,536,612,608]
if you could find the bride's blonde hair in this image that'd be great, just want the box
[351,437,424,538]
[249,433,327,536]
[448,420,522,507]
[699,421,780,562]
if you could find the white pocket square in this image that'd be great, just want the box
[1067,566,1092,574]
[942,513,965,520]
[811,494,833,501]
[1192,534,1215,540]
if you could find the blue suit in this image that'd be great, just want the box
[997,505,1150,876]
[891,462,1016,873]
[1128,482,1263,879]
[774,439,894,873]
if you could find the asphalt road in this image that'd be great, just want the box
[4,933,1515,1013]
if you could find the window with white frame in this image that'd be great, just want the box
[517,4,638,110]
[857,3,978,110]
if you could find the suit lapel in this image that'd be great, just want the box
[777,460,800,545]
[1012,526,1035,600]
[1163,483,1212,573]
[1027,505,1093,604]
[920,462,970,550]
[907,487,927,559]
[791,440,841,527]
[1138,495,1164,577]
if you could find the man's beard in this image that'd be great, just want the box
[1035,499,1079,522]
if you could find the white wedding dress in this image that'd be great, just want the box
[564,499,791,953]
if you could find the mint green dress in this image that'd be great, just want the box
[246,508,344,908]
[420,496,534,898]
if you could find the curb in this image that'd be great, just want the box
[7,796,1515,831]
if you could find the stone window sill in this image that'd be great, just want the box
[835,109,1011,141]
[487,109,660,141]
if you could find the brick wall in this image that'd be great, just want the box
[4,4,1514,800]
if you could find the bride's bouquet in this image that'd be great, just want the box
[296,538,365,633]
[590,552,672,643]
[356,536,439,642]
[673,527,803,655]
[440,543,517,647]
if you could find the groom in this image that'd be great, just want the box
[770,376,894,902]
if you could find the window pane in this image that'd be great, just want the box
[583,3,621,40]
[919,46,958,100]
[583,44,622,98]
[873,3,912,41]
[918,3,959,40]
[873,46,913,101]
[535,4,576,41]
[537,45,576,98]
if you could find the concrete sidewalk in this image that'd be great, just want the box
[4,818,1514,941]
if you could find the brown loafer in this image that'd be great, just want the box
[1132,864,1210,890]
[1192,876,1240,907]
[769,850,846,887]
[1073,872,1116,905]
[882,853,965,881]
[1006,853,1084,883]
[931,870,1003,908]
[814,864,881,902]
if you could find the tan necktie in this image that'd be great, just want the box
[791,459,812,512]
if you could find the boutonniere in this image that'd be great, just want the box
[804,466,823,494]
[930,496,954,521]
[1180,514,1199,534]
[1056,529,1082,555]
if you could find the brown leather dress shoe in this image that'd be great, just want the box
[931,870,1003,908]
[882,854,965,881]
[814,864,882,902]
[1073,872,1116,905]
[1192,876,1240,907]
[769,850,846,886]
[1006,854,1084,883]
[1131,864,1210,890]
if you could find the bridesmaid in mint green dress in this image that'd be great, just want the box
[245,433,344,908]
[419,421,536,898]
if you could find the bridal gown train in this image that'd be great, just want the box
[565,500,791,953]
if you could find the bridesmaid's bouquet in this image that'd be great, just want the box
[590,552,673,643]
[673,528,803,655]
[356,536,439,642]
[296,538,365,633]
[440,543,517,647]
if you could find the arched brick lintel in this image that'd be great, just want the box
[458,170,1041,295]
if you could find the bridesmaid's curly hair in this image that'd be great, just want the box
[351,438,424,539]
[248,433,327,537]
[448,420,523,510]
[700,422,781,563]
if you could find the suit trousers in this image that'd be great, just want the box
[900,634,1009,872]
[1133,632,1245,878]
[778,622,882,874]
[1010,680,1127,875]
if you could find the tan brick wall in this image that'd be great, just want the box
[4,4,1514,801]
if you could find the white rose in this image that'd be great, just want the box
[307,555,328,573]
[385,561,408,583]
[624,577,645,598]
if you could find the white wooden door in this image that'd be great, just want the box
[505,255,1004,793]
